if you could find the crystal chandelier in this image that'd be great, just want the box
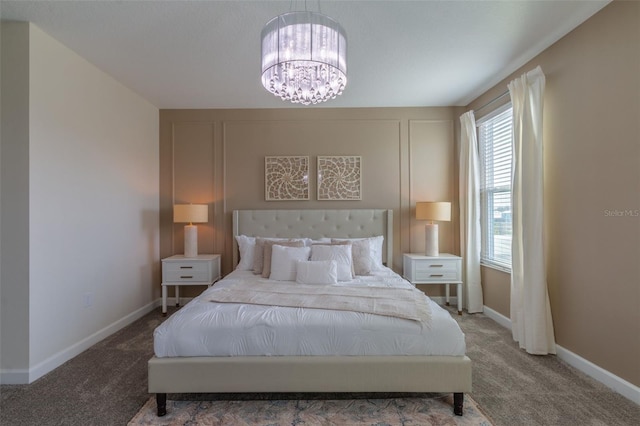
[261,11,347,105]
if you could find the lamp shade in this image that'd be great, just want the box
[173,204,208,224]
[416,202,451,222]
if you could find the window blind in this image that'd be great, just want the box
[478,105,513,271]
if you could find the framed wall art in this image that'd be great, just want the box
[317,155,362,200]
[265,156,310,201]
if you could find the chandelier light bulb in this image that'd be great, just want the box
[261,11,347,105]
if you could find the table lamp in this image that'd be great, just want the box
[173,204,208,257]
[416,201,451,256]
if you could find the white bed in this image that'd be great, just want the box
[148,209,472,416]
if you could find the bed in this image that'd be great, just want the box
[148,209,472,416]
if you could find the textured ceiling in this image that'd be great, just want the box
[1,0,610,109]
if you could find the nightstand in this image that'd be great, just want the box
[403,253,463,315]
[161,254,221,316]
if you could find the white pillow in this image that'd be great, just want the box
[331,238,372,275]
[310,244,353,281]
[333,236,385,271]
[235,235,255,271]
[296,260,338,285]
[369,235,385,270]
[269,245,311,281]
[252,237,298,275]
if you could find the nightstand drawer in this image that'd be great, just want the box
[413,270,460,281]
[414,260,459,273]
[163,269,211,282]
[162,258,216,283]
[163,260,210,273]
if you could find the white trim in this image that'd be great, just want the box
[479,261,511,274]
[482,305,640,405]
[0,300,160,385]
[482,305,512,329]
[0,368,30,385]
[555,346,640,405]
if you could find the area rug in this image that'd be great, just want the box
[128,394,493,426]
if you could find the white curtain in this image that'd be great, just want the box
[459,111,483,313]
[508,66,556,354]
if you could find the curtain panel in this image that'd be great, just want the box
[508,66,556,355]
[459,111,483,313]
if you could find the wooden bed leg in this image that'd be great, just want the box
[156,393,167,417]
[453,392,464,416]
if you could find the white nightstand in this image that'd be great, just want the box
[161,254,221,316]
[403,253,463,315]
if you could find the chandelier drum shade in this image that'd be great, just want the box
[261,11,347,105]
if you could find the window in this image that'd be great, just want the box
[477,105,513,271]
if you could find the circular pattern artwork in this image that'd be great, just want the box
[265,156,310,200]
[317,156,362,200]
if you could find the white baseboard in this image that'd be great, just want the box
[481,305,512,329]
[0,299,160,385]
[0,368,30,385]
[482,305,640,405]
[554,346,640,404]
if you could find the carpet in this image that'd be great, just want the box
[128,394,493,426]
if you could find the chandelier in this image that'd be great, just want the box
[261,11,347,105]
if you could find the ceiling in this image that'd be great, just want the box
[1,0,610,109]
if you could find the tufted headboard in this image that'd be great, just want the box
[232,209,393,268]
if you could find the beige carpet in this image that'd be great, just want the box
[128,394,493,426]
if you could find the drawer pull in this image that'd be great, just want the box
[430,274,444,277]
[430,265,444,268]
[180,266,193,269]
[180,275,193,279]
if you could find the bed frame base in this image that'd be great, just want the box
[149,355,471,417]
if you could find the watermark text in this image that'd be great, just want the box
[603,209,639,217]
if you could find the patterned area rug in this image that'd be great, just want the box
[128,394,493,425]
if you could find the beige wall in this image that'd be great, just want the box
[467,1,639,386]
[480,267,510,318]
[0,23,159,383]
[159,107,459,298]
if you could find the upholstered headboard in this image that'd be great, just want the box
[232,209,393,268]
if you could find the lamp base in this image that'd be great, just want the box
[184,225,198,258]
[425,223,439,257]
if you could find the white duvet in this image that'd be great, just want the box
[154,268,466,358]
